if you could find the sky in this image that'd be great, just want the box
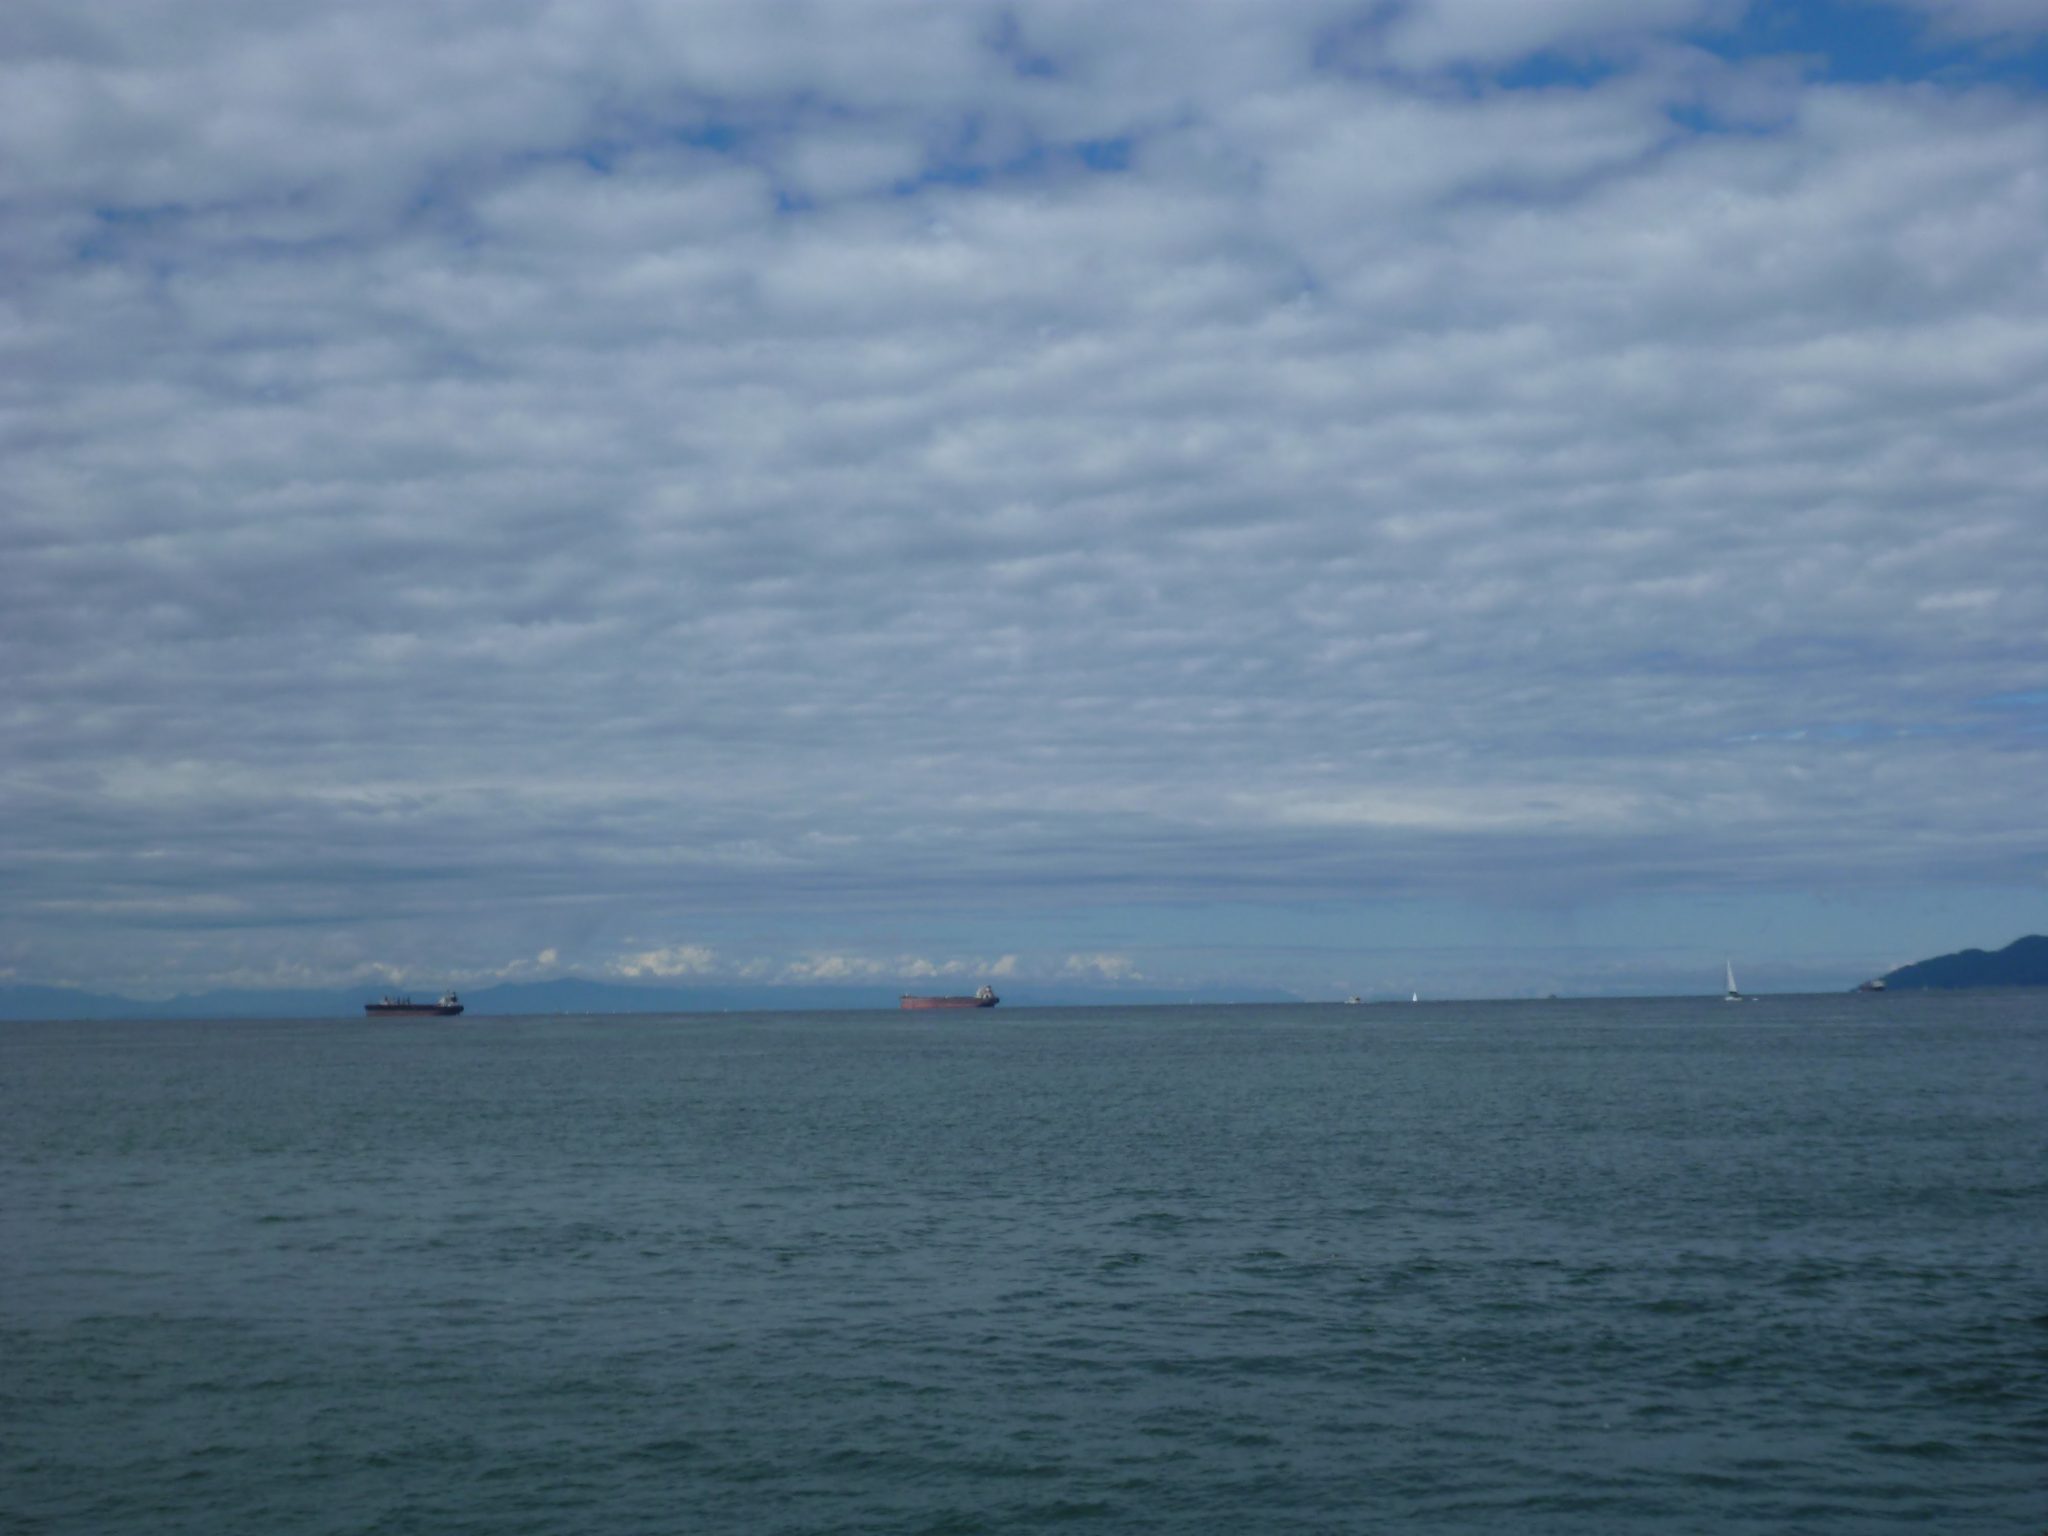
[5,0,2047,1003]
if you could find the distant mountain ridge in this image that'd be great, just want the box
[0,977,899,1020]
[1883,935,2048,990]
[0,974,1291,1021]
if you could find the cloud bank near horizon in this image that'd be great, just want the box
[4,1,2046,995]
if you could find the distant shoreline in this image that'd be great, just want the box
[6,983,2047,1024]
[7,940,2044,1021]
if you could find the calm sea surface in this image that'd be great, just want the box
[3,995,2043,1534]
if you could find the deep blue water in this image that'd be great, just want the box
[3,994,2044,1534]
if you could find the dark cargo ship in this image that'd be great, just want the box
[900,985,998,1011]
[365,992,463,1017]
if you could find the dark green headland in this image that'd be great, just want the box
[1882,934,2048,990]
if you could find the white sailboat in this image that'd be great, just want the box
[1723,959,1743,1002]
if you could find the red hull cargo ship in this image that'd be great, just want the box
[900,985,998,1010]
[365,992,464,1017]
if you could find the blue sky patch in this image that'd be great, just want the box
[1713,0,2048,88]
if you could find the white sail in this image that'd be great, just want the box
[1724,960,1741,1001]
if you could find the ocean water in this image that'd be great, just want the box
[2,994,2043,1535]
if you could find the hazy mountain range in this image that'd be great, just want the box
[4,938,2042,1018]
[0,975,1298,1021]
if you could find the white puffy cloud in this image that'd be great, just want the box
[614,944,720,978]
[1062,954,1142,982]
[781,954,892,982]
[3,1,2044,994]
[1378,0,1727,70]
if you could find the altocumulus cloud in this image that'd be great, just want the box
[3,0,2046,996]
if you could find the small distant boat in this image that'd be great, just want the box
[365,992,463,1017]
[900,985,998,1011]
[1723,961,1743,1003]
[1345,995,1362,1006]
[1856,977,1887,992]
